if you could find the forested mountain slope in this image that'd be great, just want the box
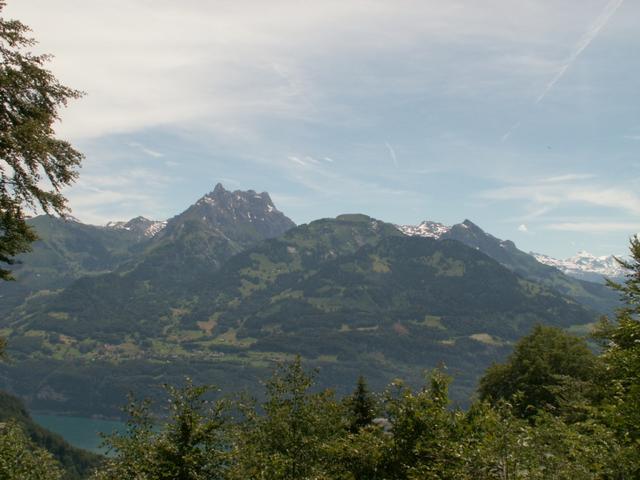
[401,219,619,314]
[1,213,596,415]
[0,390,101,479]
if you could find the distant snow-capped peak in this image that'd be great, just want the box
[396,220,450,238]
[106,216,167,238]
[532,250,627,282]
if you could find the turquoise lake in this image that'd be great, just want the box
[33,414,125,454]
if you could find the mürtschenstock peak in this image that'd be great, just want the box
[162,183,295,243]
[118,183,297,276]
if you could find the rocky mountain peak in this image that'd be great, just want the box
[454,219,487,237]
[165,183,295,243]
[200,184,273,207]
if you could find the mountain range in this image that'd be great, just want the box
[398,220,627,283]
[531,251,627,283]
[397,219,619,313]
[0,185,619,416]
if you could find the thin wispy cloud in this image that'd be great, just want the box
[568,188,640,215]
[546,222,639,233]
[66,186,160,225]
[385,142,398,169]
[128,142,164,158]
[501,0,625,143]
[501,121,520,143]
[481,181,640,217]
[6,1,637,258]
[287,155,332,167]
[288,156,307,167]
[543,173,596,183]
[536,0,625,104]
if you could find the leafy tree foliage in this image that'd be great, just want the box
[0,420,64,480]
[594,235,640,472]
[462,401,624,480]
[0,1,83,280]
[82,352,639,479]
[94,380,229,480]
[381,370,467,479]
[478,325,599,418]
[229,357,346,480]
[0,390,102,480]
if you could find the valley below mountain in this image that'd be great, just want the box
[0,185,617,417]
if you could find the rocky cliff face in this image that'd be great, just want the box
[159,183,295,245]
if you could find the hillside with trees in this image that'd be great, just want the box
[1,212,602,415]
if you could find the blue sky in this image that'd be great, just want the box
[7,0,639,258]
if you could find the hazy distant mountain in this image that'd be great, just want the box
[398,219,619,314]
[106,216,167,239]
[532,251,627,284]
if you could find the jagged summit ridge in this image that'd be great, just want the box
[103,184,292,241]
[197,183,276,212]
[162,183,295,243]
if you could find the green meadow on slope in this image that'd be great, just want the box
[1,202,600,415]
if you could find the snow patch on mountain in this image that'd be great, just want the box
[400,218,628,284]
[532,251,627,282]
[144,220,168,237]
[396,220,450,238]
[106,216,167,238]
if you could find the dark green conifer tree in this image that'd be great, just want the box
[345,375,377,433]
